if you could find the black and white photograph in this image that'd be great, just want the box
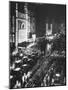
[9,1,66,89]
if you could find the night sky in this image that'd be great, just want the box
[10,1,66,37]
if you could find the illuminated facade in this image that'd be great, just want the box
[15,3,35,48]
[45,23,53,56]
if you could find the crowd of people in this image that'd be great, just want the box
[9,30,66,89]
